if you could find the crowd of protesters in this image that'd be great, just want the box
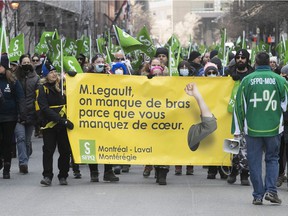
[0,45,287,206]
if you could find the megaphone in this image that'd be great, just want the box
[223,139,240,154]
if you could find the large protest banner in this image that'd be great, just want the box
[66,75,234,166]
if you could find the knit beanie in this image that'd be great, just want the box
[189,51,201,62]
[270,56,278,63]
[155,47,169,58]
[42,62,56,77]
[281,64,288,75]
[235,49,250,61]
[210,50,218,59]
[204,62,218,75]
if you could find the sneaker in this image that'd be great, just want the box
[40,177,52,186]
[73,171,82,179]
[241,179,250,186]
[207,173,216,179]
[104,170,119,182]
[227,174,236,184]
[122,165,130,173]
[264,192,282,204]
[143,165,153,177]
[59,178,68,185]
[252,198,263,205]
[276,174,285,187]
[114,166,121,175]
[90,171,99,182]
[19,164,28,174]
[175,166,182,175]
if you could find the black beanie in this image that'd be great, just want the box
[155,47,169,58]
[210,50,218,59]
[0,54,9,69]
[189,51,201,62]
[235,49,250,61]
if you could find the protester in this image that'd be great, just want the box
[90,53,111,74]
[188,51,203,76]
[225,49,254,186]
[174,60,196,175]
[232,52,286,205]
[83,53,119,182]
[14,54,40,174]
[155,47,169,67]
[0,54,26,179]
[275,65,288,187]
[31,53,42,76]
[38,62,72,186]
[204,62,219,77]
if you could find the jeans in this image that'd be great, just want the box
[245,135,280,199]
[14,123,34,165]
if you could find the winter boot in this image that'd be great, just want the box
[90,171,99,182]
[103,170,119,182]
[3,162,11,179]
[158,168,169,185]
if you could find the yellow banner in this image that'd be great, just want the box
[66,74,234,165]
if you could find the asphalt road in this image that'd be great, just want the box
[1,135,287,216]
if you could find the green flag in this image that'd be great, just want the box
[76,36,90,58]
[49,39,62,71]
[63,38,77,56]
[35,31,55,54]
[136,26,156,58]
[8,33,24,62]
[114,25,143,53]
[169,46,178,76]
[96,37,106,54]
[63,56,83,73]
[105,46,112,65]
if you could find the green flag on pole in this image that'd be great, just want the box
[76,36,90,59]
[136,26,156,57]
[63,38,77,56]
[63,56,83,73]
[114,25,143,53]
[8,33,24,62]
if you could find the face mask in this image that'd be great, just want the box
[115,69,123,75]
[179,69,189,76]
[21,64,33,72]
[95,64,104,73]
[207,74,217,77]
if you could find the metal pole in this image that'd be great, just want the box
[14,11,17,37]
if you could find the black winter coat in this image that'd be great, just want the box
[37,82,66,127]
[15,68,40,125]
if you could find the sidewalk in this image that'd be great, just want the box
[0,136,287,216]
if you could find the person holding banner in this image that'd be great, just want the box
[14,54,40,174]
[90,54,111,74]
[0,54,26,179]
[38,62,73,186]
[188,51,203,76]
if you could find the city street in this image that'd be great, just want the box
[1,136,288,216]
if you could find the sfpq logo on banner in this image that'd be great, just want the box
[80,140,96,163]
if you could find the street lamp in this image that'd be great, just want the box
[10,1,19,37]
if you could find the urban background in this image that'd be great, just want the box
[1,0,288,53]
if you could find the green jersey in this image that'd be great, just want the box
[232,66,288,137]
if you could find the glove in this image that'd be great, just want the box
[67,71,77,77]
[60,118,74,130]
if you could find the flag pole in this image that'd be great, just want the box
[89,35,92,63]
[60,38,64,95]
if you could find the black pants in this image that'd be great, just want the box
[0,121,17,164]
[278,134,287,175]
[42,124,71,180]
[89,164,113,173]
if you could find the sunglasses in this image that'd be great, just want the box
[116,58,125,61]
[207,71,217,75]
[32,59,39,62]
[236,56,246,60]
